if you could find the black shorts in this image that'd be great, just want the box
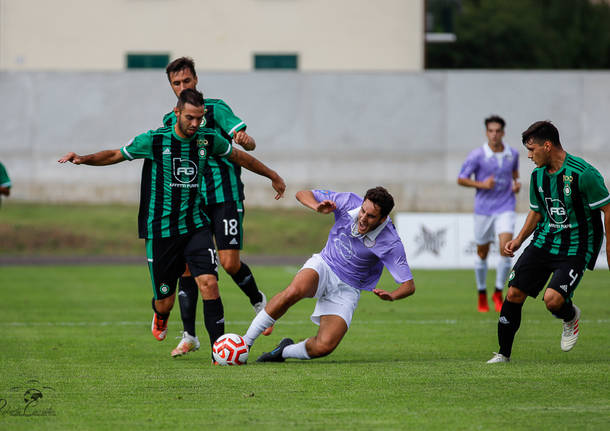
[145,228,218,300]
[508,245,586,301]
[204,201,244,250]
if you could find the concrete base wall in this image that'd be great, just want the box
[1,71,609,211]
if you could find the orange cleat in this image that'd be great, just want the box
[477,292,489,312]
[492,290,503,312]
[151,313,169,341]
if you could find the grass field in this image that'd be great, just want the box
[0,202,332,256]
[1,265,608,430]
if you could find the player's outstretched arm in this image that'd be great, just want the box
[228,148,285,199]
[233,130,256,151]
[295,190,336,214]
[373,279,415,302]
[504,210,542,256]
[58,150,125,166]
[457,175,495,190]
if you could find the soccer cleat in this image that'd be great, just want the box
[256,338,294,362]
[561,304,581,352]
[492,290,503,312]
[478,292,490,312]
[151,313,168,341]
[252,291,267,315]
[171,331,200,357]
[486,352,510,364]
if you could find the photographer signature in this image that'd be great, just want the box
[0,380,56,417]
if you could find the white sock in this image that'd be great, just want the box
[496,256,512,290]
[474,256,488,292]
[282,340,311,360]
[243,309,275,347]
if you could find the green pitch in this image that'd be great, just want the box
[0,266,608,430]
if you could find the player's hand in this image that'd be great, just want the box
[504,239,521,257]
[512,180,521,194]
[233,130,256,151]
[481,175,495,190]
[315,200,337,214]
[58,152,82,164]
[271,175,286,200]
[373,288,394,301]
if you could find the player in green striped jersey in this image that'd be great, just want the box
[487,121,610,364]
[59,89,286,354]
[163,57,273,357]
[0,161,11,208]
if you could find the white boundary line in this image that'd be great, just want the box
[2,319,609,327]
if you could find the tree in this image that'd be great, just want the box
[426,0,610,69]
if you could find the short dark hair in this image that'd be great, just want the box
[364,186,395,218]
[177,88,204,110]
[166,57,197,80]
[521,120,561,147]
[485,115,505,129]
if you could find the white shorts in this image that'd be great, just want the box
[473,211,515,245]
[300,254,361,328]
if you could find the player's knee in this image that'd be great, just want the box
[219,254,240,275]
[544,293,564,313]
[196,275,219,299]
[505,287,526,303]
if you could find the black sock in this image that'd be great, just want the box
[230,262,262,305]
[553,301,575,321]
[203,298,225,350]
[151,297,169,320]
[497,300,523,358]
[178,277,198,337]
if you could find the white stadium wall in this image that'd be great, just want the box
[0,70,609,212]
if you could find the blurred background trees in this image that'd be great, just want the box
[426,0,610,68]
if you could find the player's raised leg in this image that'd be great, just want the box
[243,268,318,348]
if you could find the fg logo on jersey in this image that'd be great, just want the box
[544,198,568,224]
[173,157,198,184]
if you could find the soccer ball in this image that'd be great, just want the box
[212,333,249,365]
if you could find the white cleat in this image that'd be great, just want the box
[561,304,581,352]
[253,291,267,315]
[171,331,200,357]
[486,352,510,364]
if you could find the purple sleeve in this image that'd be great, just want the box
[512,148,519,173]
[380,239,413,283]
[458,150,479,179]
[311,190,354,214]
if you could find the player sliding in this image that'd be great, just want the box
[243,187,415,362]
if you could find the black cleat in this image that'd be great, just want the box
[256,338,294,362]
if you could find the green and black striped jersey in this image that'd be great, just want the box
[121,125,232,239]
[529,153,609,268]
[163,98,247,205]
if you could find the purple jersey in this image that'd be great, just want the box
[458,143,519,215]
[312,190,413,291]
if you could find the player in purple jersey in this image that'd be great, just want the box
[458,116,521,312]
[243,187,416,362]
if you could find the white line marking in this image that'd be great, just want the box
[2,319,609,327]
